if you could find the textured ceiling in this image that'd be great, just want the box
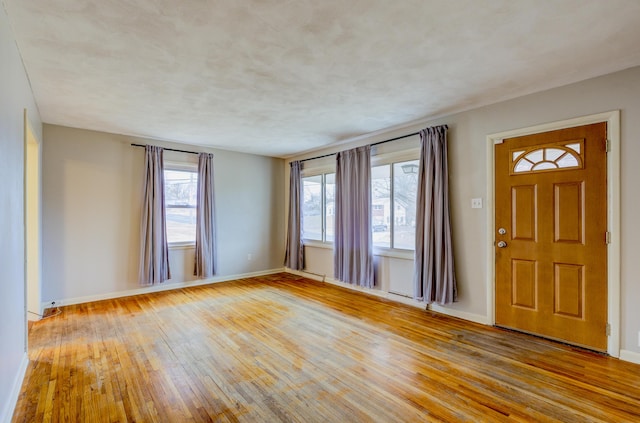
[4,0,640,157]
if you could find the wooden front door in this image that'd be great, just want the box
[495,122,608,351]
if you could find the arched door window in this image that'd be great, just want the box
[510,140,584,175]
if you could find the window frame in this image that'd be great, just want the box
[299,149,419,255]
[371,148,420,254]
[164,161,198,248]
[301,164,335,246]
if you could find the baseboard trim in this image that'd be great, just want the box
[620,349,640,365]
[1,353,28,423]
[286,269,489,324]
[429,304,490,325]
[287,269,395,301]
[42,268,286,308]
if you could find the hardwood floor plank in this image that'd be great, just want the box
[12,273,640,422]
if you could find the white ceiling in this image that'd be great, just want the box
[4,1,640,157]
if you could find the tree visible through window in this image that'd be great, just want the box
[164,169,197,243]
[393,161,418,249]
[302,173,335,242]
[372,160,418,250]
[302,175,322,240]
[325,173,335,242]
[372,165,391,245]
[302,159,417,249]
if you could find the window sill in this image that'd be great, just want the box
[303,240,333,250]
[169,242,195,250]
[373,247,414,260]
[303,241,414,260]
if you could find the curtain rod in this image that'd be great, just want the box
[299,131,420,163]
[131,143,199,155]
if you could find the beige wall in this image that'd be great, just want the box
[0,5,42,422]
[42,125,285,303]
[26,130,41,320]
[288,66,640,358]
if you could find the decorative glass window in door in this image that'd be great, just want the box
[510,139,584,175]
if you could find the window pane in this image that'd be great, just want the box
[556,153,579,168]
[164,170,197,243]
[302,175,322,240]
[545,148,564,161]
[371,165,391,248]
[325,173,335,242]
[514,159,533,173]
[393,160,418,250]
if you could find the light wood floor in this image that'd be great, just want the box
[13,273,640,422]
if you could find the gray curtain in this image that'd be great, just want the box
[284,161,304,270]
[414,125,457,304]
[194,153,217,278]
[139,145,171,285]
[334,146,374,288]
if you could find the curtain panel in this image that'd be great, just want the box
[414,125,457,304]
[194,153,217,278]
[284,160,304,270]
[139,145,171,285]
[334,145,374,288]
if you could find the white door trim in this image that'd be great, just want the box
[23,109,43,351]
[486,111,620,357]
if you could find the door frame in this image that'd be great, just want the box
[485,111,620,357]
[23,109,42,350]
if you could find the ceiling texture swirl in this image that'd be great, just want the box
[4,0,640,157]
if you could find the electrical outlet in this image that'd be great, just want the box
[247,253,252,261]
[471,198,483,209]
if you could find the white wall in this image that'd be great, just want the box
[42,124,284,303]
[288,66,640,357]
[0,4,42,422]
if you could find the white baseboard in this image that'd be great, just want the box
[620,349,640,365]
[1,353,28,423]
[386,292,427,309]
[286,268,328,282]
[286,269,489,323]
[287,269,393,300]
[429,304,490,325]
[41,268,286,309]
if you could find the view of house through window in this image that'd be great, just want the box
[302,160,418,249]
[164,169,198,243]
[393,161,419,249]
[372,159,419,250]
[302,173,335,242]
[371,164,391,245]
[325,173,335,242]
[302,175,322,240]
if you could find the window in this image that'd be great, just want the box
[302,173,335,242]
[372,164,391,245]
[393,160,418,249]
[372,159,419,250]
[302,175,322,240]
[164,168,198,244]
[302,156,418,250]
[325,173,335,242]
[511,140,584,174]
